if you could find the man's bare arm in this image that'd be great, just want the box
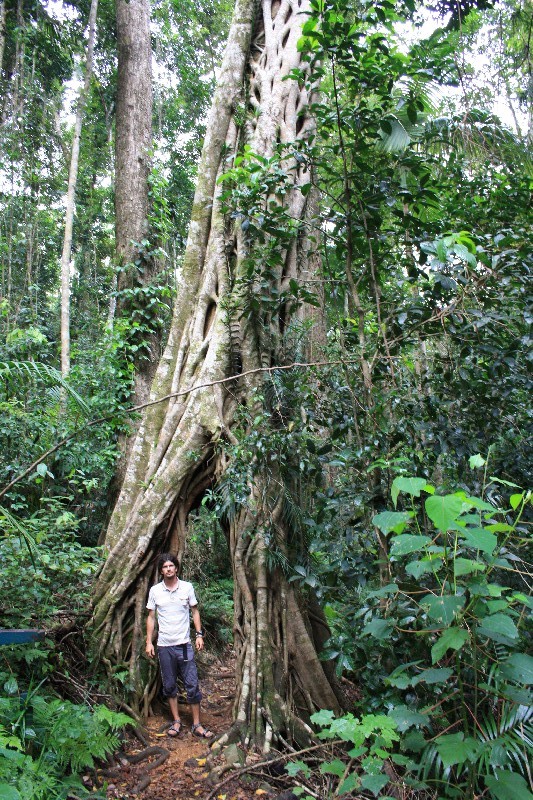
[146,609,155,657]
[191,606,204,651]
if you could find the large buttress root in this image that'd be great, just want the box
[91,0,341,747]
[218,499,341,752]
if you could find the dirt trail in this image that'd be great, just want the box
[103,658,263,800]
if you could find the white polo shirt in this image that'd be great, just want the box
[146,579,198,647]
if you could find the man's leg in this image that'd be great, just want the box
[169,695,181,724]
[179,645,213,738]
[158,646,182,735]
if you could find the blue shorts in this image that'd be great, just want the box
[157,643,202,705]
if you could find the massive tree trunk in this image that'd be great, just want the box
[92,0,341,748]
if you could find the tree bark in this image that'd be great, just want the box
[0,0,6,79]
[60,0,99,379]
[107,0,158,504]
[114,0,154,397]
[92,0,341,748]
[115,0,152,270]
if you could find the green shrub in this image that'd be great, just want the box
[366,462,532,798]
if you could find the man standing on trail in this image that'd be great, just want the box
[146,553,214,739]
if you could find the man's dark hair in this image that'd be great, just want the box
[158,552,179,573]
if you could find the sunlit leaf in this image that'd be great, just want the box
[372,510,413,534]
[391,477,433,507]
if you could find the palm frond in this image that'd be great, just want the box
[0,360,91,415]
[477,704,533,777]
[377,75,443,152]
[378,116,414,152]
[423,110,531,169]
[0,505,39,566]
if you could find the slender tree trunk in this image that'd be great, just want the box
[92,0,341,747]
[107,0,155,501]
[115,0,152,272]
[60,0,98,378]
[0,0,6,78]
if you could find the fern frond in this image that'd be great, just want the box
[93,705,134,730]
[30,696,127,771]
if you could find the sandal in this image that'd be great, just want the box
[167,720,182,737]
[191,723,214,739]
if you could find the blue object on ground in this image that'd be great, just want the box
[0,629,45,645]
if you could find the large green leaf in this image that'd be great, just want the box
[367,583,399,599]
[337,773,358,795]
[406,557,442,578]
[425,494,470,531]
[0,786,21,800]
[421,593,465,623]
[386,661,423,689]
[391,477,433,507]
[469,453,486,468]
[500,653,533,685]
[485,770,533,800]
[454,557,486,577]
[390,535,432,557]
[286,760,311,778]
[320,758,347,777]
[435,733,480,768]
[388,705,429,732]
[459,527,497,555]
[412,667,453,685]
[509,492,525,510]
[478,613,519,643]
[431,627,470,663]
[311,709,335,728]
[373,510,413,534]
[360,773,389,796]
[363,618,394,640]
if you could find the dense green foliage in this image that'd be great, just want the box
[294,463,531,799]
[0,0,531,796]
[209,0,531,794]
[0,0,232,796]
